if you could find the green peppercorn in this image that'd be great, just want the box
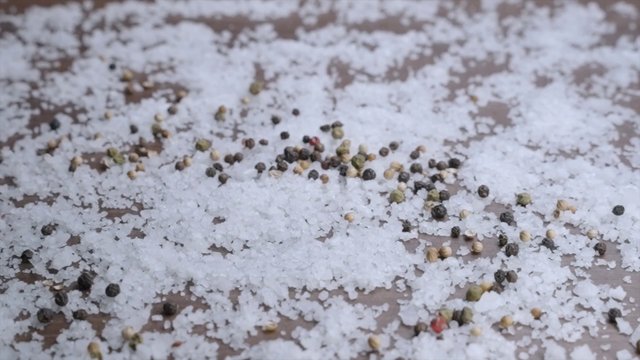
[505,243,519,257]
[477,185,490,198]
[105,283,120,297]
[195,139,211,152]
[162,302,178,316]
[389,189,405,204]
[249,81,263,95]
[466,285,484,302]
[461,307,474,325]
[54,292,68,306]
[612,205,624,216]
[350,154,366,170]
[106,148,125,165]
[593,242,606,256]
[516,192,532,207]
[331,127,344,139]
[451,226,460,238]
[427,189,440,202]
[73,309,88,320]
[37,308,55,323]
[438,308,453,322]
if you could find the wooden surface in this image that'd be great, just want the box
[1,0,639,359]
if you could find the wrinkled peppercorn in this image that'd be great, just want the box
[54,292,69,306]
[439,190,450,201]
[105,283,120,297]
[259,139,269,146]
[276,161,288,172]
[389,141,399,151]
[436,161,448,170]
[451,226,460,238]
[72,309,87,320]
[428,159,437,168]
[499,211,514,225]
[41,224,55,236]
[477,185,490,198]
[77,272,93,291]
[498,234,508,247]
[410,150,420,160]
[280,131,290,140]
[233,152,244,163]
[378,147,389,157]
[607,308,622,324]
[292,108,300,116]
[494,270,507,284]
[448,158,461,168]
[431,204,447,220]
[37,308,55,323]
[255,163,266,173]
[362,168,376,180]
[409,163,422,174]
[213,163,223,172]
[505,243,519,257]
[162,302,178,316]
[540,238,556,251]
[593,242,606,256]
[398,171,410,183]
[506,270,518,283]
[218,173,229,184]
[308,169,319,180]
[612,205,624,216]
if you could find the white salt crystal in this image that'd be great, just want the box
[570,345,595,360]
[615,350,633,360]
[609,286,626,301]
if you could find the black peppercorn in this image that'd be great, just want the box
[428,159,437,168]
[320,160,330,170]
[431,204,447,220]
[492,281,505,294]
[452,310,462,325]
[280,131,289,140]
[276,161,288,172]
[37,308,55,323]
[20,249,33,263]
[105,283,120,297]
[224,154,235,165]
[41,224,55,236]
[77,272,93,292]
[409,163,422,174]
[506,270,518,283]
[398,171,410,183]
[540,238,556,251]
[413,181,428,194]
[299,148,311,161]
[72,309,87,320]
[414,322,428,336]
[130,124,138,134]
[593,242,606,256]
[308,169,319,180]
[54,292,68,306]
[259,139,269,146]
[505,243,519,257]
[320,124,330,132]
[607,308,622,324]
[329,157,341,168]
[331,121,343,128]
[175,161,185,171]
[271,115,281,125]
[498,234,508,247]
[255,162,266,173]
[477,185,490,198]
[436,161,448,170]
[167,105,178,115]
[451,226,460,238]
[162,302,178,316]
[448,158,461,169]
[292,108,300,116]
[378,147,389,157]
[362,169,376,181]
[439,190,450,201]
[233,152,244,163]
[338,165,348,177]
[389,141,399,151]
[410,150,420,160]
[49,118,61,131]
[302,135,310,144]
[218,173,229,184]
[205,167,217,178]
[310,151,322,162]
[109,63,116,71]
[612,205,624,216]
[494,269,507,284]
[244,138,255,149]
[401,220,411,233]
[499,211,514,225]
[430,174,442,183]
[213,163,224,172]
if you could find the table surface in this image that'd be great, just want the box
[1,0,639,359]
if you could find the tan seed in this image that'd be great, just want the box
[470,327,482,336]
[438,246,452,259]
[545,229,556,240]
[262,322,278,333]
[586,229,598,239]
[344,213,355,223]
[519,230,531,242]
[531,307,542,320]
[122,326,135,341]
[471,241,483,254]
[426,247,439,262]
[293,165,304,175]
[210,150,221,161]
[368,335,381,351]
[459,209,471,219]
[127,170,137,180]
[499,315,513,329]
[87,341,102,359]
[135,163,145,172]
[383,168,395,180]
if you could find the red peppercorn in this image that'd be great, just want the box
[430,315,447,334]
[309,136,320,146]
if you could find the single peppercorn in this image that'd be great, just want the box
[255,163,266,173]
[494,269,507,284]
[378,147,389,157]
[436,161,448,171]
[77,272,93,291]
[516,192,532,207]
[224,154,235,165]
[308,169,319,180]
[108,63,116,70]
[439,190,450,201]
[54,292,69,306]
[466,285,484,302]
[167,104,178,115]
[49,118,61,131]
[448,158,461,169]
[205,167,217,178]
[389,189,405,204]
[271,115,281,125]
[277,161,288,172]
[477,185,490,198]
[280,131,289,140]
[428,159,437,168]
[213,163,224,172]
[233,152,244,163]
[362,168,376,181]
[243,138,255,149]
[498,234,508,247]
[414,322,428,336]
[319,124,330,132]
[499,211,514,225]
[505,243,519,257]
[398,171,410,183]
[612,205,624,216]
[162,302,178,316]
[218,173,229,184]
[431,204,447,220]
[388,141,399,151]
[506,270,518,283]
[41,224,55,236]
[409,163,423,174]
[175,161,185,171]
[540,238,557,251]
[461,307,474,325]
[593,242,606,256]
[129,124,138,134]
[259,139,268,146]
[20,249,34,263]
[292,108,300,116]
[451,226,461,238]
[607,308,622,324]
[72,309,88,320]
[37,308,55,323]
[105,283,120,297]
[410,150,420,160]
